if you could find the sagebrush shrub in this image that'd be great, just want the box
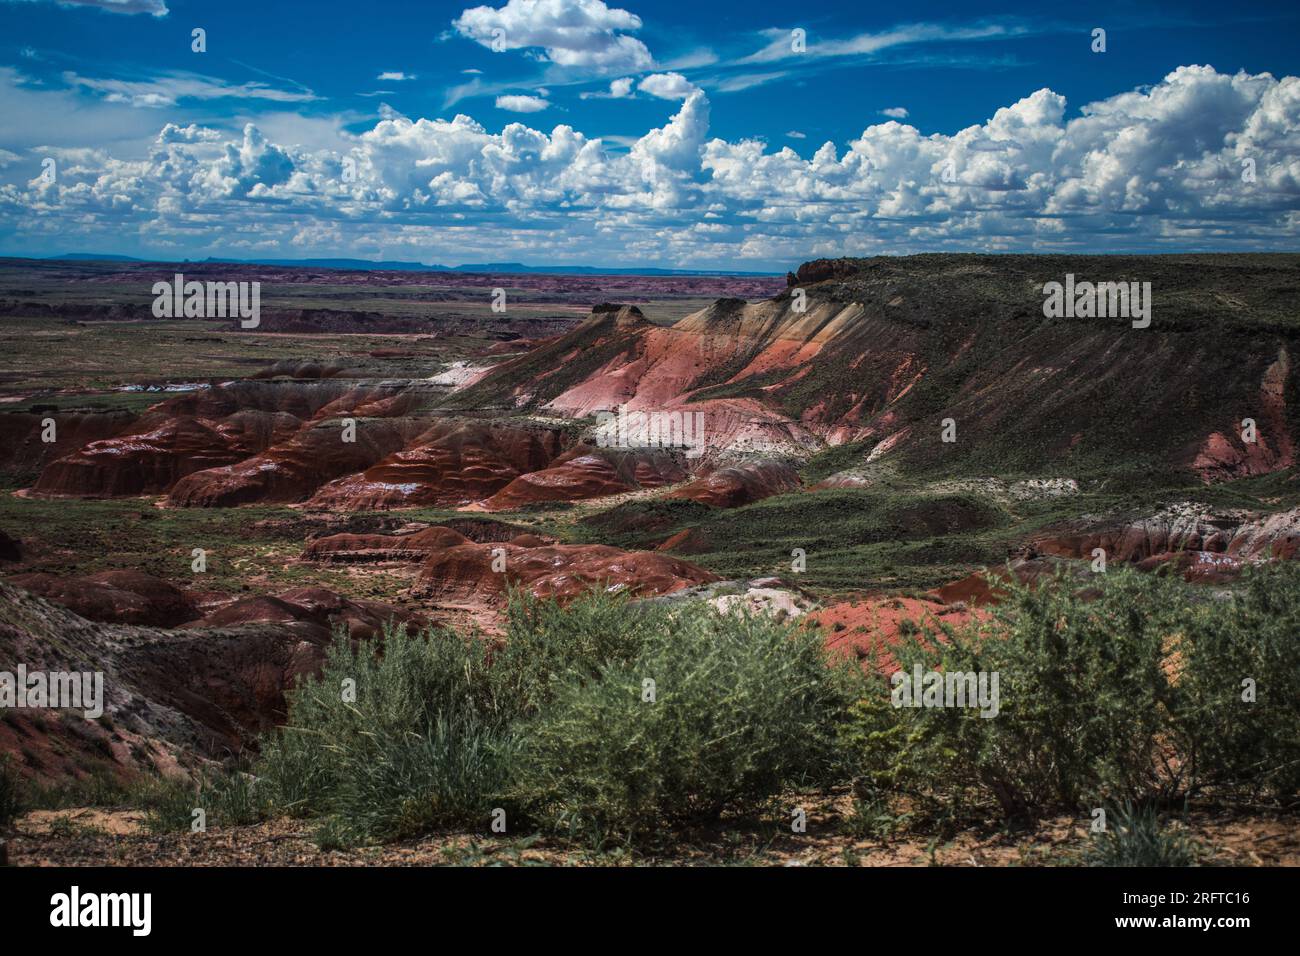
[490,588,670,718]
[509,607,859,841]
[258,623,514,845]
[850,568,1181,817]
[248,570,1299,849]
[1173,563,1300,799]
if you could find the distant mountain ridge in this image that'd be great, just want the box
[45,253,780,277]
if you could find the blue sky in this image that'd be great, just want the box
[0,0,1297,270]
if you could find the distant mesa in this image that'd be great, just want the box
[18,254,1300,517]
[39,253,783,278]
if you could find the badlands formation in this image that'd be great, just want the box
[5,253,1300,779]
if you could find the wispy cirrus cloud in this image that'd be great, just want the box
[739,18,1040,65]
[712,71,789,94]
[3,0,168,15]
[61,69,318,107]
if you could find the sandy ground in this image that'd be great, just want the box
[9,800,1297,868]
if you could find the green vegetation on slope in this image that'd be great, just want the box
[236,566,1300,849]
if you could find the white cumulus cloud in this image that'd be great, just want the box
[495,94,551,112]
[453,0,653,72]
[3,64,1299,267]
[637,72,699,100]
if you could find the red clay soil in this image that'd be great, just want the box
[24,377,404,499]
[655,527,714,554]
[506,533,551,548]
[167,417,427,506]
[415,541,719,603]
[32,416,269,497]
[809,594,984,673]
[30,381,427,503]
[0,408,137,479]
[934,571,1010,607]
[1192,349,1294,481]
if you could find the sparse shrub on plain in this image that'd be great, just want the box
[139,776,201,834]
[844,563,1300,820]
[200,768,268,828]
[1084,802,1202,867]
[248,571,1298,851]
[843,788,907,840]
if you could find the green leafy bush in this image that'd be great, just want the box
[258,622,513,846]
[248,569,1299,850]
[509,608,859,842]
[139,776,201,834]
[490,589,670,718]
[1174,563,1300,799]
[845,563,1300,820]
[849,568,1182,818]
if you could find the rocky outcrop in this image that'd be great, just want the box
[478,446,687,511]
[0,580,333,780]
[1032,502,1300,565]
[667,460,801,508]
[0,408,138,483]
[168,417,426,506]
[5,570,199,627]
[307,421,567,510]
[32,414,292,497]
[29,380,420,501]
[303,526,473,562]
[453,256,1300,480]
[786,258,865,287]
[183,588,424,641]
[414,541,719,603]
